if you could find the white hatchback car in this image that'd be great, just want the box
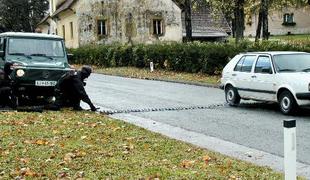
[220,51,310,115]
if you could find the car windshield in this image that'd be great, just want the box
[8,38,65,57]
[273,54,310,72]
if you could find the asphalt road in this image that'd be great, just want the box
[86,73,310,165]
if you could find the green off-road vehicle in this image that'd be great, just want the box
[0,32,72,103]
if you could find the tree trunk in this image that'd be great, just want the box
[262,0,269,40]
[255,5,263,42]
[184,0,192,42]
[234,0,245,43]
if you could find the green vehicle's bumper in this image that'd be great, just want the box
[11,68,71,96]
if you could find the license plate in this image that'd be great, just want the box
[35,81,57,87]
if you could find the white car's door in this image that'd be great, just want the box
[250,55,277,101]
[232,55,257,98]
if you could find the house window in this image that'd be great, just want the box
[70,22,74,39]
[97,19,107,36]
[284,13,294,23]
[153,19,163,35]
[283,13,296,26]
[62,25,66,40]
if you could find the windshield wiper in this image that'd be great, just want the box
[302,68,310,72]
[10,53,32,59]
[30,54,53,60]
[278,69,296,72]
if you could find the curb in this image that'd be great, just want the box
[96,72,220,89]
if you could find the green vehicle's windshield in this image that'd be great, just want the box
[8,38,65,57]
[273,54,310,72]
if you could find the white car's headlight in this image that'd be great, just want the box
[16,69,25,77]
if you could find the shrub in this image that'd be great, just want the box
[68,40,310,75]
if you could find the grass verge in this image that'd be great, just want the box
[0,111,286,179]
[86,66,221,86]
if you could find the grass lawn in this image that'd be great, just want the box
[0,111,286,179]
[269,34,310,41]
[229,34,310,43]
[89,66,221,86]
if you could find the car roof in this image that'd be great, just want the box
[241,51,309,56]
[0,32,63,39]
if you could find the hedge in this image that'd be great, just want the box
[68,41,310,75]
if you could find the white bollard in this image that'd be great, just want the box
[284,119,296,180]
[150,61,154,72]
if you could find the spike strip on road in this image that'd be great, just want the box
[99,103,226,115]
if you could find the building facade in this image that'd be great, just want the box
[245,6,310,37]
[38,0,231,48]
[39,0,182,48]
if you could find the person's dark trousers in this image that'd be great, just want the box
[47,93,82,111]
[0,87,16,108]
[67,97,82,111]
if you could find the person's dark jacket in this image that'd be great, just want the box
[55,70,96,111]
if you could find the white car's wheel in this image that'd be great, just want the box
[225,85,240,106]
[279,91,298,115]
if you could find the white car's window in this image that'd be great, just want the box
[255,56,272,74]
[234,56,245,71]
[274,54,310,72]
[234,55,256,72]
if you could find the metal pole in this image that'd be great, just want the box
[284,119,296,180]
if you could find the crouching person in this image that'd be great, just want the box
[51,66,98,111]
[0,69,16,108]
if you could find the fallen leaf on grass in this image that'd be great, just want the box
[76,151,87,157]
[75,171,85,178]
[229,175,240,180]
[35,139,49,145]
[90,123,97,128]
[123,144,134,151]
[2,150,9,156]
[58,172,69,178]
[145,173,161,180]
[20,158,30,164]
[20,167,37,177]
[203,155,211,165]
[64,153,76,163]
[180,160,195,169]
[112,127,121,132]
[23,140,32,144]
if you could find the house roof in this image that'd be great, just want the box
[52,0,76,17]
[182,6,231,38]
[37,15,51,26]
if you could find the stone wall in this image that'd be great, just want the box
[76,0,182,46]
